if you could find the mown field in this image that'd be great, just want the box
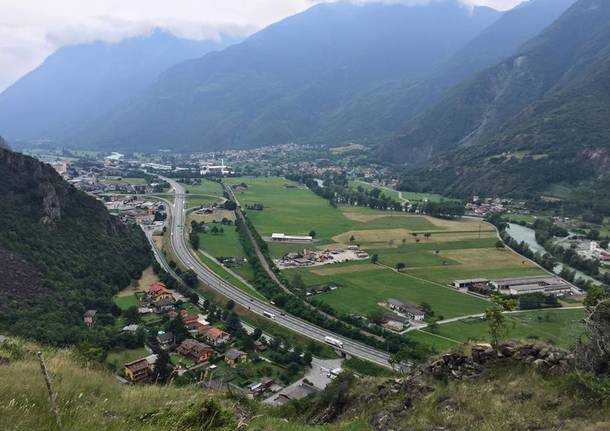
[349,180,448,203]
[225,176,548,319]
[408,308,585,351]
[184,179,225,207]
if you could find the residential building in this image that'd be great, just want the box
[156,331,175,350]
[224,349,247,368]
[123,355,157,383]
[148,282,173,300]
[154,297,175,313]
[83,310,97,327]
[202,327,231,346]
[177,339,214,363]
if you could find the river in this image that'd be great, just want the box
[506,223,596,283]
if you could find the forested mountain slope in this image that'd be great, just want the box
[73,1,500,152]
[396,0,610,199]
[330,0,576,144]
[0,146,150,344]
[0,31,238,143]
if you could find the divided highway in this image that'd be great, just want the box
[161,177,392,368]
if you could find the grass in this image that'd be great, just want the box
[184,179,224,197]
[106,347,150,369]
[197,226,245,258]
[101,176,148,186]
[292,264,489,318]
[422,308,586,349]
[197,252,266,301]
[224,177,464,244]
[113,294,140,311]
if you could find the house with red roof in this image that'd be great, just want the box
[176,339,214,363]
[202,327,230,346]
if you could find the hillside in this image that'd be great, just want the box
[0,31,238,143]
[72,1,500,152]
[0,147,151,344]
[3,336,610,431]
[330,0,577,145]
[395,0,610,199]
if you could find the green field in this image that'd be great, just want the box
[349,180,449,203]
[101,176,148,186]
[421,308,585,349]
[198,226,244,258]
[292,264,489,318]
[113,294,140,310]
[106,347,150,370]
[197,252,265,301]
[184,179,224,197]
[226,176,547,319]
[224,177,471,249]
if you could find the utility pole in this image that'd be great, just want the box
[37,352,64,431]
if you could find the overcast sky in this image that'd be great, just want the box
[0,0,522,91]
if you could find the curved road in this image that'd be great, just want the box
[162,177,392,368]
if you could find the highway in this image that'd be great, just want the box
[161,176,392,368]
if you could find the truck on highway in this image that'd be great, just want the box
[324,336,344,348]
[263,311,275,319]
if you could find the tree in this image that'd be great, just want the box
[395,262,406,272]
[252,328,263,340]
[371,254,379,264]
[122,306,140,324]
[495,240,505,249]
[292,273,305,291]
[167,317,190,344]
[226,312,242,333]
[485,296,516,349]
[189,232,200,250]
[424,232,431,240]
[367,308,385,324]
[309,230,316,238]
[303,351,313,367]
[349,235,355,243]
[182,269,198,287]
[226,299,235,310]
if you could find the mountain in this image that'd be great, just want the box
[325,0,577,144]
[395,0,610,199]
[73,1,501,152]
[0,146,151,344]
[0,31,239,143]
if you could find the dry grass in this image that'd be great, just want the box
[332,229,496,246]
[190,209,236,224]
[439,248,537,270]
[311,264,382,276]
[116,266,159,297]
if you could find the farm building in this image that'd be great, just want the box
[452,279,489,289]
[385,299,425,321]
[271,233,313,243]
[490,276,572,296]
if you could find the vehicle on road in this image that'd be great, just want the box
[324,336,344,348]
[263,311,275,319]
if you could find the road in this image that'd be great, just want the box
[160,176,392,368]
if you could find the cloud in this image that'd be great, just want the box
[0,0,522,91]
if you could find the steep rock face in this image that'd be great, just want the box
[0,148,151,345]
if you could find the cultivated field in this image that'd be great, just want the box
[225,176,549,319]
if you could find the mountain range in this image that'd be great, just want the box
[0,31,238,144]
[396,0,610,199]
[71,0,501,152]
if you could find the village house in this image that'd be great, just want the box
[83,310,97,328]
[385,299,425,321]
[156,331,175,350]
[154,297,175,314]
[123,354,158,383]
[202,327,231,346]
[254,340,268,352]
[224,349,248,368]
[180,309,210,333]
[177,339,215,363]
[148,282,173,301]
